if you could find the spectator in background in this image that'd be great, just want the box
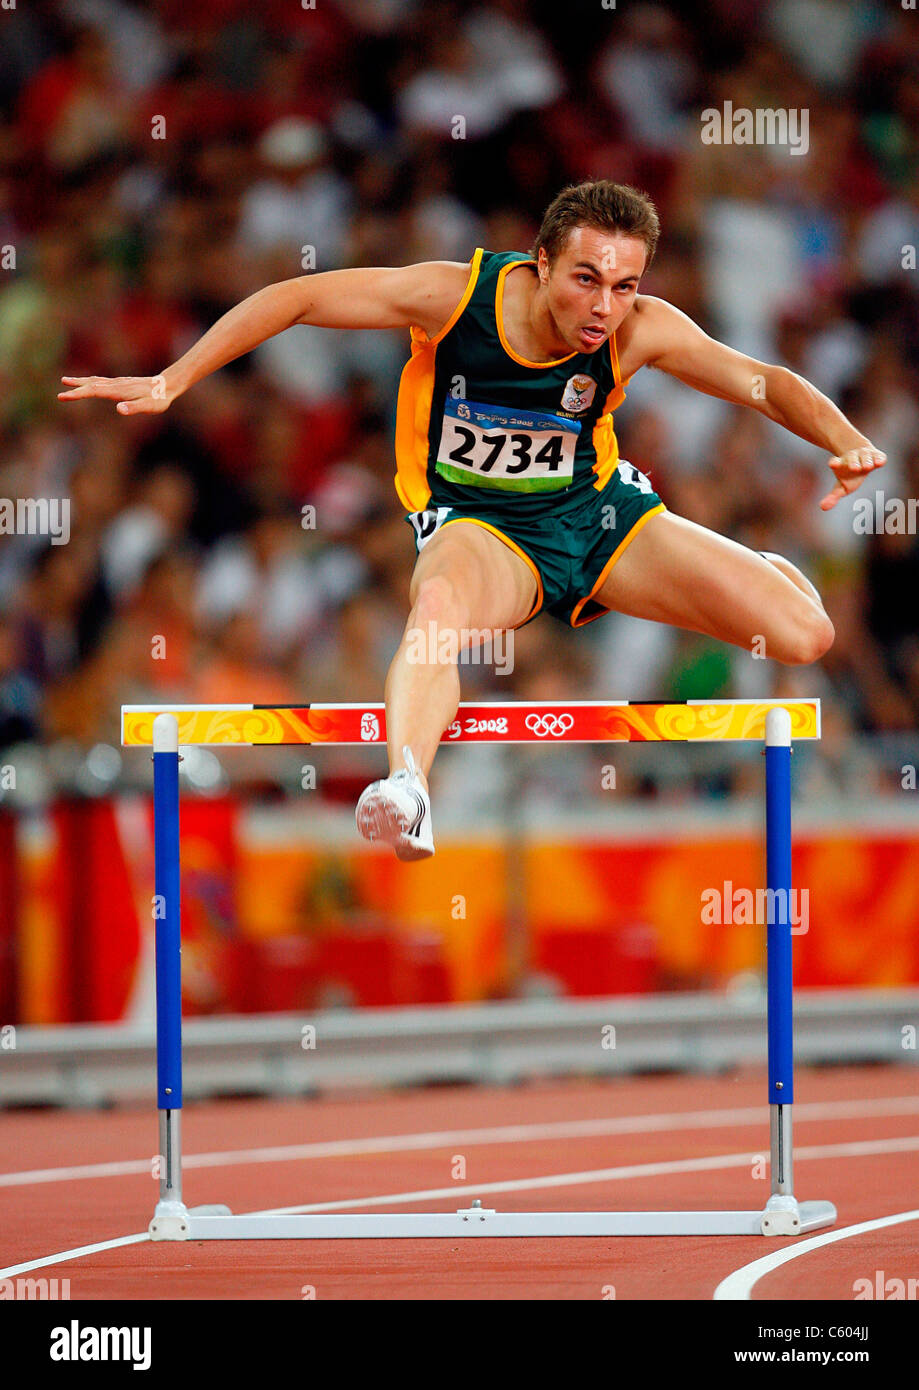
[397,33,510,142]
[192,610,298,705]
[304,584,404,704]
[72,240,200,381]
[123,548,199,694]
[19,536,111,688]
[854,175,919,294]
[866,444,919,720]
[0,616,41,749]
[595,5,695,155]
[195,506,352,666]
[776,297,868,412]
[463,0,565,120]
[403,149,484,264]
[17,25,132,171]
[0,419,77,600]
[237,118,352,269]
[768,0,882,93]
[0,229,80,428]
[101,462,196,601]
[850,340,919,497]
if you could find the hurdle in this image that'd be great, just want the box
[121,698,836,1240]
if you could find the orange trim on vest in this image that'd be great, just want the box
[439,517,544,624]
[495,260,578,369]
[412,246,485,347]
[394,249,485,511]
[569,503,667,627]
[610,328,623,384]
[589,335,627,490]
[591,414,621,492]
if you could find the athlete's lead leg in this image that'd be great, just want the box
[594,512,834,663]
[357,523,538,859]
[384,524,538,782]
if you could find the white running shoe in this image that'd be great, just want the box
[355,746,434,860]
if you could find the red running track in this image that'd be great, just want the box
[1,1064,917,1300]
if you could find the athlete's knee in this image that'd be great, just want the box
[778,605,835,665]
[408,573,469,637]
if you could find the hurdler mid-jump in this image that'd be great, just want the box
[60,180,885,860]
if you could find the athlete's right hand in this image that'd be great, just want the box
[58,373,178,415]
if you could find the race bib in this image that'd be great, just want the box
[436,398,580,493]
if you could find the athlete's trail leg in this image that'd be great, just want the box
[384,525,538,784]
[594,512,834,662]
[759,551,826,609]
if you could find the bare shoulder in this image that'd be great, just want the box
[616,294,699,376]
[394,258,477,338]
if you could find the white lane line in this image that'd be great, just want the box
[2,1135,916,1281]
[256,1134,919,1217]
[0,1234,149,1280]
[714,1209,919,1301]
[3,1095,919,1189]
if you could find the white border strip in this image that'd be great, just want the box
[714,1209,919,1301]
[120,701,820,712]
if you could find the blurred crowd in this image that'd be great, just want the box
[0,0,918,803]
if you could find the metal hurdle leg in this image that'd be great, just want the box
[142,700,835,1241]
[148,714,231,1239]
[759,707,836,1236]
[148,714,191,1238]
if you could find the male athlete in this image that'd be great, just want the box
[60,181,886,860]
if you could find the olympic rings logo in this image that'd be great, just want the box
[524,713,575,738]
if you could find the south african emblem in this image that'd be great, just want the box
[561,374,597,413]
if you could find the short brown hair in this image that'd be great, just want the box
[532,180,660,271]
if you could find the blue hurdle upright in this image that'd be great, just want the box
[134,700,836,1240]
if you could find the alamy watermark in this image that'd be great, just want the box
[49,1322,150,1369]
[404,621,514,676]
[0,497,70,544]
[0,1277,70,1300]
[852,1270,918,1300]
[700,102,809,156]
[701,882,809,934]
[852,492,918,535]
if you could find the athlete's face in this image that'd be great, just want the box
[538,226,647,354]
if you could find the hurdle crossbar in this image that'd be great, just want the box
[122,698,821,747]
[124,699,835,1241]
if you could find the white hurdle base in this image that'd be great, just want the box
[150,1198,837,1241]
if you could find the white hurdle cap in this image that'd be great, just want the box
[764,706,792,748]
[152,712,179,753]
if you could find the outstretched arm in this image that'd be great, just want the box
[631,297,886,511]
[58,260,471,415]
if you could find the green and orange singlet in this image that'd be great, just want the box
[394,247,628,517]
[393,247,666,628]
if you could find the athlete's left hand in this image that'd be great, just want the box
[819,446,886,511]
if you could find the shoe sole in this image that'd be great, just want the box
[356,788,434,861]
